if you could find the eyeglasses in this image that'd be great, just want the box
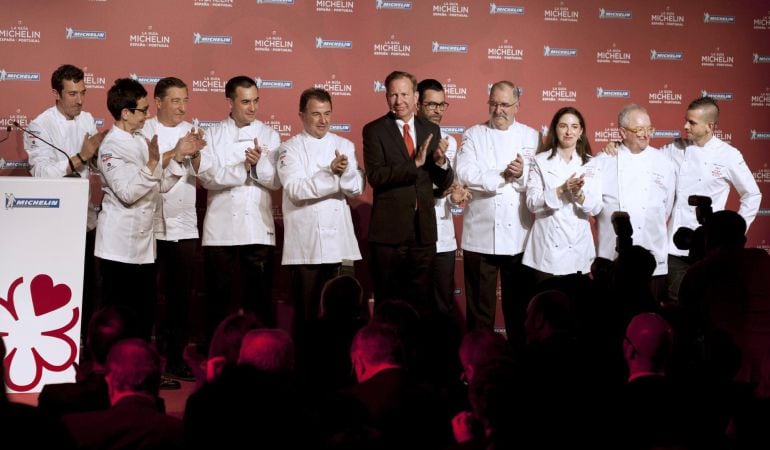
[128,106,150,115]
[422,101,450,111]
[488,101,518,110]
[623,126,655,136]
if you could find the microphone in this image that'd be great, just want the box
[12,121,80,178]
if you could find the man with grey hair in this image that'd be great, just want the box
[455,80,539,346]
[604,97,761,302]
[594,104,675,300]
[238,328,295,375]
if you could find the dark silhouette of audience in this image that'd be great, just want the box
[61,338,184,449]
[38,305,135,417]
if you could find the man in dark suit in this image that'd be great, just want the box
[364,70,453,310]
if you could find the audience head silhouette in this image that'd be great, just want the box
[525,290,573,344]
[105,338,161,402]
[350,323,404,382]
[319,275,366,321]
[238,328,295,375]
[459,329,510,385]
[624,313,673,376]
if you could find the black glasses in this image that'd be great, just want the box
[422,101,450,111]
[128,106,150,115]
[488,101,518,109]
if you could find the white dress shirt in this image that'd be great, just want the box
[663,137,762,257]
[95,125,181,264]
[594,145,676,275]
[435,132,459,253]
[140,118,199,241]
[456,121,539,255]
[277,130,364,265]
[197,117,280,246]
[25,106,100,230]
[523,151,601,275]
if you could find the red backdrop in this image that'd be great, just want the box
[1,0,768,315]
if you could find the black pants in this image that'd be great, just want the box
[156,239,198,368]
[667,254,690,304]
[81,229,100,342]
[463,251,534,347]
[433,249,461,318]
[204,244,274,344]
[99,258,157,341]
[369,241,436,314]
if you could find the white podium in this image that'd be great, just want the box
[0,176,88,393]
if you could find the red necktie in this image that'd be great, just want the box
[403,123,414,158]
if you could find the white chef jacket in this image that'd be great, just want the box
[197,117,280,247]
[456,121,539,255]
[25,106,100,230]
[523,151,601,275]
[140,118,199,241]
[95,125,183,264]
[594,145,676,275]
[663,136,762,257]
[435,132,459,254]
[277,130,364,265]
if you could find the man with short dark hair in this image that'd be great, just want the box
[363,70,453,310]
[140,77,205,380]
[277,88,363,347]
[197,76,281,341]
[25,64,107,338]
[416,78,469,317]
[664,96,761,300]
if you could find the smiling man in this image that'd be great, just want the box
[593,104,676,301]
[25,64,108,340]
[196,76,281,344]
[363,70,453,311]
[140,77,205,381]
[455,80,539,346]
[276,88,364,351]
[663,96,761,301]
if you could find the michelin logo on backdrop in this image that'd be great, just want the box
[596,87,630,98]
[255,77,293,89]
[650,49,683,61]
[700,90,733,101]
[543,46,577,57]
[0,69,40,81]
[129,73,163,85]
[315,37,352,49]
[193,33,232,45]
[599,8,631,19]
[330,124,351,133]
[703,12,735,24]
[489,4,524,15]
[375,0,412,9]
[432,42,468,53]
[65,27,106,40]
